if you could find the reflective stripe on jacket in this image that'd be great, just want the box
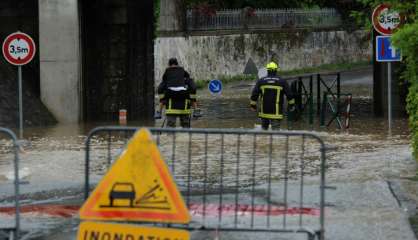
[166,98,192,115]
[250,74,293,120]
[158,66,196,115]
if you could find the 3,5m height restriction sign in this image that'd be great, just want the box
[2,32,36,66]
[372,4,405,35]
[2,31,36,139]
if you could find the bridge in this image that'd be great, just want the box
[0,0,406,125]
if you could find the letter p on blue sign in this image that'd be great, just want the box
[376,36,401,62]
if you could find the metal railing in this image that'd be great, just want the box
[84,127,329,240]
[0,127,20,240]
[285,75,315,125]
[316,72,353,129]
[186,8,342,31]
[320,93,352,129]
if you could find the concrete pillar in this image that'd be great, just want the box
[158,0,185,32]
[38,0,81,123]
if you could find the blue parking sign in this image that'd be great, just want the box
[376,36,401,62]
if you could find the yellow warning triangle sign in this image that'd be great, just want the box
[79,128,191,224]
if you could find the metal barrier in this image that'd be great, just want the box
[316,73,341,116]
[315,72,354,129]
[186,8,342,31]
[287,75,315,125]
[84,127,329,240]
[0,128,20,240]
[320,93,352,129]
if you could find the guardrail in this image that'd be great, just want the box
[84,127,330,240]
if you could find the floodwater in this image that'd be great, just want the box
[0,67,416,240]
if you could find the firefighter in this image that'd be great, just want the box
[250,61,295,130]
[156,58,197,128]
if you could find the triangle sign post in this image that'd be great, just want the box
[79,128,191,224]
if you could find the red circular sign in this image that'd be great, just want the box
[372,4,404,35]
[2,32,36,66]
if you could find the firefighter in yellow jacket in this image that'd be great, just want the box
[157,58,197,128]
[250,62,294,130]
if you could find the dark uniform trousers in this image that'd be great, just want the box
[250,74,294,131]
[158,66,197,128]
[261,118,281,130]
[167,115,190,128]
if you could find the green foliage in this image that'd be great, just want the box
[391,1,418,160]
[392,21,418,160]
[279,61,371,76]
[154,0,160,36]
[350,10,372,29]
[350,0,416,29]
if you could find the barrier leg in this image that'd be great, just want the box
[320,92,327,127]
[309,75,314,125]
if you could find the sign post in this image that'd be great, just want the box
[375,36,401,135]
[2,32,36,139]
[373,4,404,135]
[18,66,22,138]
[388,62,392,134]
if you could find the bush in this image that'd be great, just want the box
[392,21,418,160]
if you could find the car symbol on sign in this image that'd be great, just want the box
[109,182,136,207]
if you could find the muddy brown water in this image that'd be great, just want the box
[0,68,411,201]
[0,68,414,239]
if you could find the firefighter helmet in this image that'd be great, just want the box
[266,62,278,71]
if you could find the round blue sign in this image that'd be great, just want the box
[208,79,222,95]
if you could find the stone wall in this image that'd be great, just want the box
[155,30,371,83]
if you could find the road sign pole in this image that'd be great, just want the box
[388,62,392,136]
[3,32,36,139]
[18,66,23,139]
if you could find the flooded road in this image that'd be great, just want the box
[0,67,416,240]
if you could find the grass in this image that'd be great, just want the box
[195,60,371,89]
[279,60,371,76]
[405,175,418,182]
[410,215,418,238]
[195,74,258,89]
[404,174,418,238]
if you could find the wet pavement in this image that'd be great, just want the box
[1,67,417,240]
